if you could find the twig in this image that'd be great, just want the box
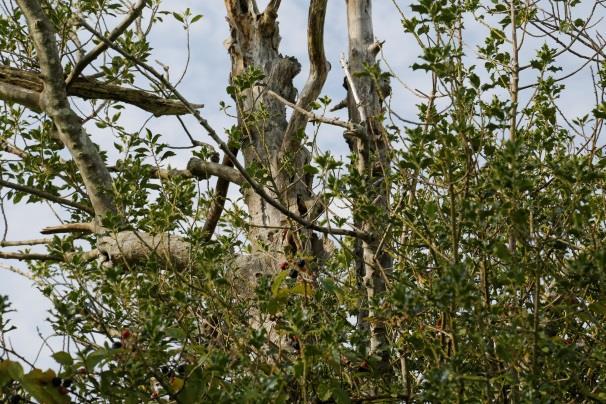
[66,0,148,86]
[268,90,360,132]
[0,178,94,214]
[339,54,366,122]
[0,263,36,280]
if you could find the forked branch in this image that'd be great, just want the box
[16,0,117,221]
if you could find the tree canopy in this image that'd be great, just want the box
[1,0,606,402]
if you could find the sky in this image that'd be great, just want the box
[0,0,603,370]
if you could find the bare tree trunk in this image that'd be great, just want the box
[345,0,392,370]
[224,1,328,270]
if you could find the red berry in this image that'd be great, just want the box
[121,329,131,340]
[280,261,288,270]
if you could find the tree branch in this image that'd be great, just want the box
[0,178,94,214]
[110,159,244,185]
[65,0,148,86]
[201,148,239,242]
[0,140,27,158]
[268,90,359,131]
[0,263,36,281]
[0,249,99,262]
[0,238,52,247]
[280,0,329,156]
[40,222,96,235]
[0,66,201,116]
[0,251,60,261]
[187,157,244,185]
[98,231,191,268]
[340,54,366,122]
[263,0,281,17]
[16,0,117,221]
[0,81,41,112]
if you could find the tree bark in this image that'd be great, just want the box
[16,0,117,222]
[345,0,393,368]
[224,0,324,263]
[0,66,201,116]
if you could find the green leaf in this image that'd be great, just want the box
[589,302,606,316]
[318,382,333,401]
[176,367,205,403]
[593,102,606,119]
[22,369,70,404]
[85,348,108,369]
[172,12,184,23]
[0,360,24,387]
[271,270,289,297]
[303,164,319,175]
[52,351,73,366]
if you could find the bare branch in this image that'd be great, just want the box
[263,0,281,17]
[0,249,99,262]
[280,0,329,155]
[339,54,366,122]
[268,90,360,132]
[66,0,148,86]
[0,178,94,214]
[110,159,244,185]
[98,231,191,268]
[0,66,202,116]
[0,238,52,247]
[40,222,96,235]
[201,148,239,242]
[0,251,60,261]
[0,81,41,112]
[0,263,36,280]
[187,158,244,185]
[0,140,27,159]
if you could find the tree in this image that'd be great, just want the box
[0,0,605,402]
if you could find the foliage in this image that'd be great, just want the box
[1,0,605,402]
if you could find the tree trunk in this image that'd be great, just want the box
[224,1,325,271]
[345,0,393,368]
